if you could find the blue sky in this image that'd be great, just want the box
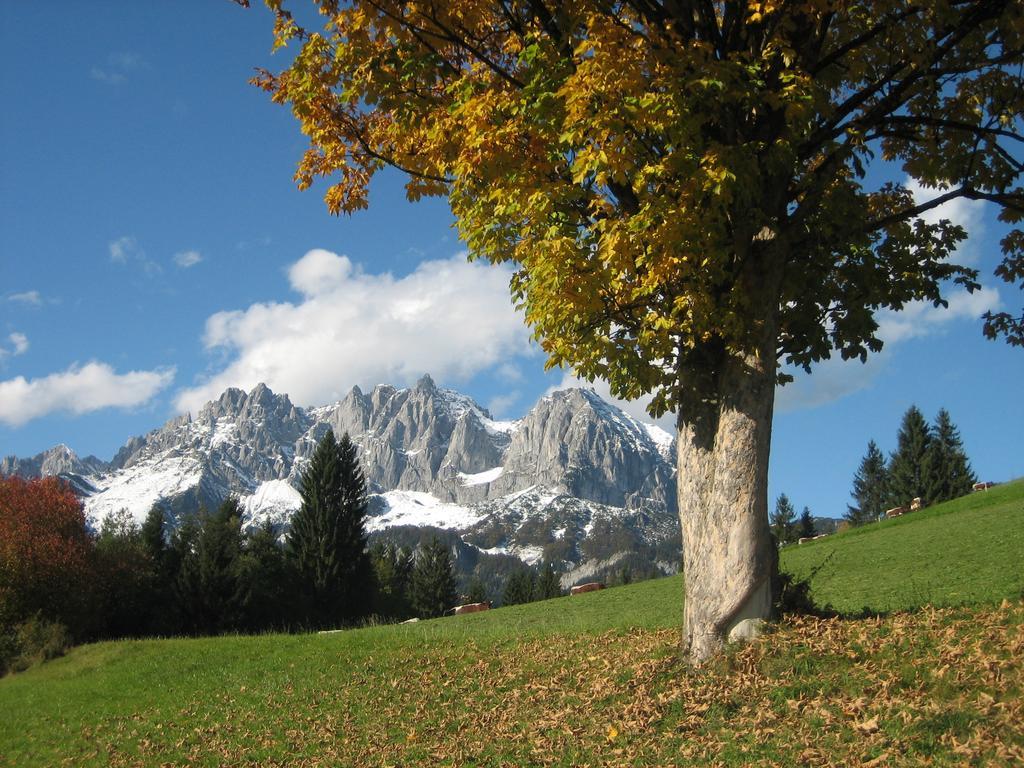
[1,2,1021,518]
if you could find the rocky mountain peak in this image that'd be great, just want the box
[1,443,108,479]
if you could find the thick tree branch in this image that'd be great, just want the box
[865,186,1024,233]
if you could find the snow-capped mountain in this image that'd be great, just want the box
[3,375,680,583]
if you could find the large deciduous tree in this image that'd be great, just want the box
[248,0,1023,663]
[0,477,96,638]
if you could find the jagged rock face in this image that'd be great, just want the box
[0,444,107,479]
[487,389,676,512]
[309,375,512,502]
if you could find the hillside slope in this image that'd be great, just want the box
[1,481,1021,767]
[782,479,1024,613]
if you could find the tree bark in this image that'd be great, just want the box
[677,265,780,666]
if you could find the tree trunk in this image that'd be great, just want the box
[676,270,780,666]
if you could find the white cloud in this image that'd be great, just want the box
[0,362,175,428]
[775,355,886,414]
[174,250,534,413]
[545,286,1000,421]
[109,235,160,274]
[875,286,1000,344]
[906,177,986,264]
[487,391,521,417]
[8,333,29,356]
[287,248,352,296]
[90,52,145,85]
[7,290,42,306]
[109,235,138,263]
[174,250,203,268]
[777,179,994,413]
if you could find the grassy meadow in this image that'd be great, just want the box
[1,480,1022,766]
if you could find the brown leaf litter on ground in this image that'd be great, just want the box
[89,600,1023,767]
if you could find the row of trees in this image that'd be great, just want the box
[1,430,585,671]
[0,433,422,672]
[848,407,976,525]
[768,494,816,546]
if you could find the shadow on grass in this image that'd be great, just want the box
[774,550,897,622]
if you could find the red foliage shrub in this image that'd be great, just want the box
[0,476,96,635]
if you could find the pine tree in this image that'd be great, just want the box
[923,409,977,505]
[194,497,245,634]
[798,507,815,539]
[465,576,489,605]
[769,494,797,545]
[236,520,293,632]
[887,406,934,507]
[287,430,373,627]
[170,513,202,635]
[140,503,168,573]
[502,568,537,606]
[370,542,414,619]
[536,561,561,600]
[94,509,155,639]
[138,502,174,634]
[847,440,889,525]
[410,536,457,618]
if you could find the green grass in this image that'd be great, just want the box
[1,482,1022,767]
[781,479,1024,614]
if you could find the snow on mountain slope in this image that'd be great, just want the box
[83,455,205,525]
[365,490,484,532]
[240,479,303,529]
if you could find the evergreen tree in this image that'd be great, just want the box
[887,406,934,507]
[465,576,489,605]
[501,568,536,606]
[615,565,633,586]
[140,503,168,574]
[393,546,414,608]
[798,507,815,539]
[536,561,561,600]
[370,542,414,619]
[769,494,797,545]
[236,520,293,632]
[194,497,245,634]
[170,514,202,635]
[94,509,156,639]
[923,409,977,505]
[410,536,457,618]
[847,439,889,525]
[138,503,175,635]
[537,561,561,599]
[287,431,373,627]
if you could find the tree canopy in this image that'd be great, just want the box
[253,0,1023,414]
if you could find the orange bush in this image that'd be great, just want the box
[0,476,96,635]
